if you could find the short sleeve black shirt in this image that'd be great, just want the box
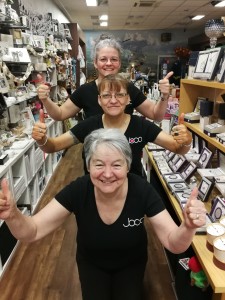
[71,80,146,119]
[55,173,165,269]
[70,114,162,176]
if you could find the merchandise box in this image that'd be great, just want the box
[197,168,225,179]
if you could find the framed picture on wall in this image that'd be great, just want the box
[193,47,223,80]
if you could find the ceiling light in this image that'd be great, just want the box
[211,0,225,7]
[100,21,108,26]
[191,15,205,20]
[99,14,108,21]
[215,0,225,6]
[86,0,97,6]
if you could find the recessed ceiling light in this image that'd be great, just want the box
[100,21,108,26]
[86,0,97,6]
[191,15,205,20]
[99,15,108,21]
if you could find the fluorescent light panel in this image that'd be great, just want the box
[99,15,108,21]
[192,15,205,20]
[100,21,108,26]
[215,0,225,7]
[86,0,97,6]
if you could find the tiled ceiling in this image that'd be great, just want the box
[53,0,225,31]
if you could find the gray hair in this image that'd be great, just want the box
[84,128,132,170]
[92,35,122,61]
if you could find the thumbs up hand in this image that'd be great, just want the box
[171,113,192,147]
[183,187,207,229]
[32,109,47,142]
[36,74,51,103]
[158,71,173,98]
[0,178,16,220]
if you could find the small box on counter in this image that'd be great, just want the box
[0,153,9,165]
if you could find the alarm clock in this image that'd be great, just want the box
[213,235,225,270]
[206,223,225,252]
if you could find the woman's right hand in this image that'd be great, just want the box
[0,178,16,220]
[32,109,47,142]
[37,74,51,103]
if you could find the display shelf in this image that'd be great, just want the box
[0,119,63,276]
[180,79,225,116]
[144,148,225,298]
[142,78,225,300]
[186,123,225,153]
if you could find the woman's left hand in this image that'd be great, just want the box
[183,187,207,229]
[171,113,192,146]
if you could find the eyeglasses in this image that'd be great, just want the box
[98,57,120,64]
[100,93,127,100]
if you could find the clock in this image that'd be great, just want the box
[206,223,225,252]
[213,235,225,270]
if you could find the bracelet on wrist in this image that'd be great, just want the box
[36,136,48,147]
[182,140,192,147]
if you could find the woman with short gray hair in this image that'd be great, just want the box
[0,128,206,300]
[84,128,132,170]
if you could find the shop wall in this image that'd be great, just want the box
[84,29,202,80]
[18,0,69,23]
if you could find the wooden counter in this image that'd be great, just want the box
[144,147,225,300]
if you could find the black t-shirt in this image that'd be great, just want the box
[70,114,162,176]
[55,173,165,270]
[71,80,146,119]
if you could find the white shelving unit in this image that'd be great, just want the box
[0,119,63,276]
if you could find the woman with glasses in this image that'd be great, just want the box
[37,34,173,121]
[0,128,206,300]
[33,74,192,176]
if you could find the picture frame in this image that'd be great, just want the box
[181,161,197,181]
[197,146,213,169]
[175,190,192,205]
[170,156,187,172]
[164,150,175,162]
[209,196,225,221]
[163,173,184,183]
[168,154,180,167]
[2,47,31,63]
[216,52,225,82]
[198,176,214,202]
[32,35,45,50]
[0,73,9,94]
[193,47,223,80]
[168,181,190,193]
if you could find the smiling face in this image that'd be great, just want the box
[89,144,128,195]
[94,46,121,79]
[98,87,129,116]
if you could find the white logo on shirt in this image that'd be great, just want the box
[123,217,144,227]
[129,137,142,144]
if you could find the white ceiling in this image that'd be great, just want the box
[53,0,225,31]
